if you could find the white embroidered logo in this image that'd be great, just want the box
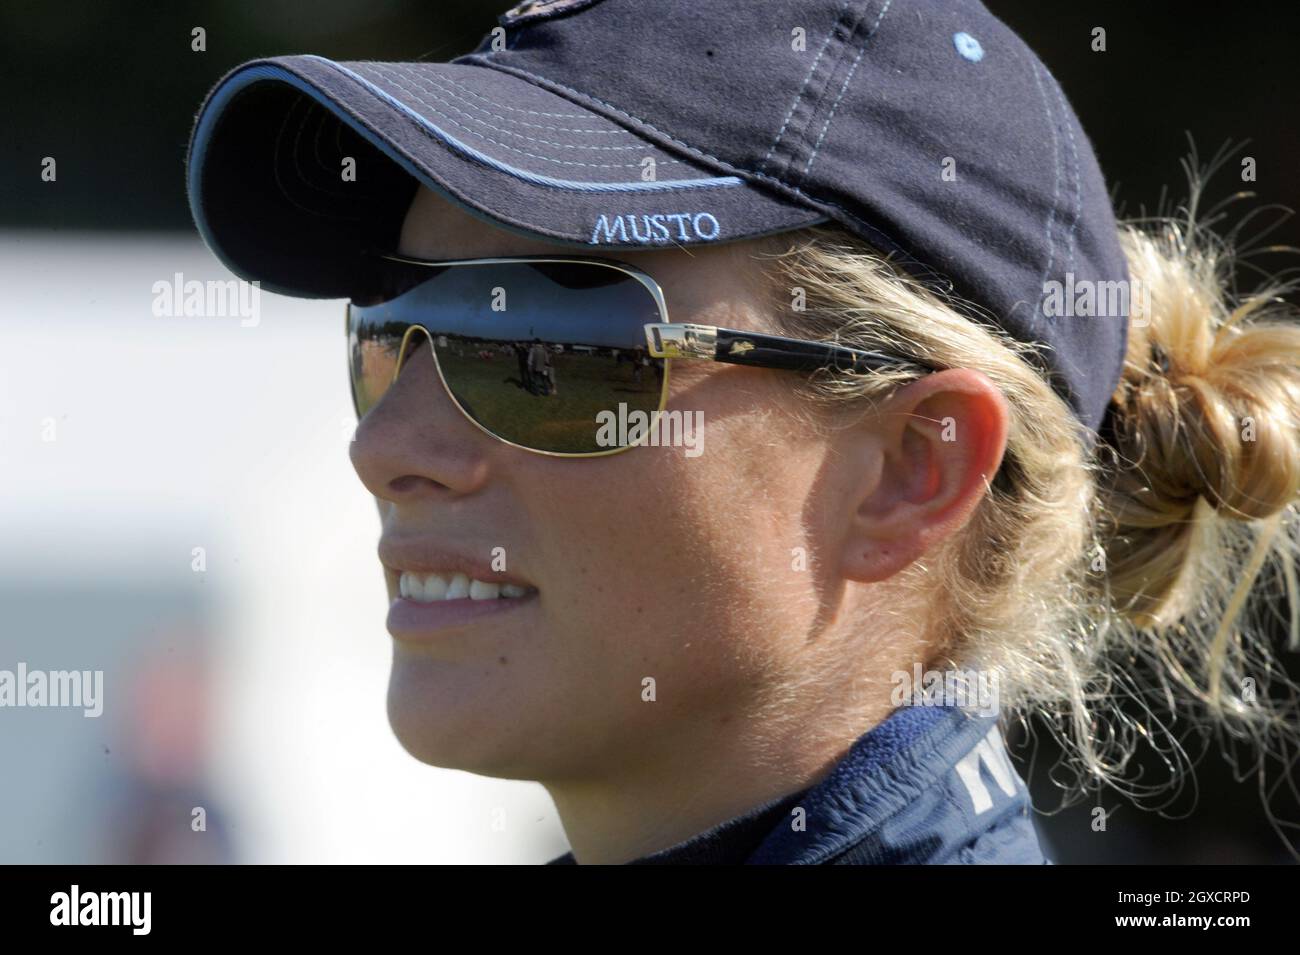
[590,212,721,245]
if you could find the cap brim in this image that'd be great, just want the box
[186,54,825,298]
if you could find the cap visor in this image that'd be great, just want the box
[186,54,824,298]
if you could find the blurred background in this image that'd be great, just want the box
[1,0,1298,863]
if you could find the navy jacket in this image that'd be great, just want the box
[549,704,1048,864]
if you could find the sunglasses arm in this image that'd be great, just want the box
[645,323,918,375]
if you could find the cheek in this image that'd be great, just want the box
[667,419,827,627]
[382,378,833,776]
[525,398,826,693]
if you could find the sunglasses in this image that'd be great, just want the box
[347,252,922,457]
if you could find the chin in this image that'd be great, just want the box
[385,645,553,779]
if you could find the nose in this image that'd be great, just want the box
[349,339,491,503]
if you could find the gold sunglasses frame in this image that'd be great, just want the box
[348,252,924,458]
[346,253,674,459]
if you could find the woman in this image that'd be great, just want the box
[186,0,1300,863]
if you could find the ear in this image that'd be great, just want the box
[839,369,1009,583]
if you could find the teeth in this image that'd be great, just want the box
[421,574,448,601]
[398,571,532,603]
[446,573,470,600]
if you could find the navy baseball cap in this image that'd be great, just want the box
[186,0,1129,432]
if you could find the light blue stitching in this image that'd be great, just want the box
[775,0,875,181]
[802,0,893,179]
[760,0,857,173]
[392,63,621,134]
[1048,74,1082,272]
[300,57,740,192]
[366,62,650,153]
[377,61,639,139]
[392,63,611,125]
[461,58,771,174]
[408,64,594,119]
[457,57,912,247]
[189,67,672,269]
[345,63,661,169]
[1026,58,1061,285]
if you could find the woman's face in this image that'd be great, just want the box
[350,187,899,784]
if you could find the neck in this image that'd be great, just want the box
[542,690,898,865]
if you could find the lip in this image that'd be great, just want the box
[378,536,538,644]
[387,591,537,643]
[377,539,535,590]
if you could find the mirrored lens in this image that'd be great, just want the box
[348,260,667,454]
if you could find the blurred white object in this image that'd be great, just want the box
[0,233,566,863]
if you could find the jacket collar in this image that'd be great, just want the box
[548,704,1046,865]
[747,704,1044,864]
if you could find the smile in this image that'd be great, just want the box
[398,570,533,602]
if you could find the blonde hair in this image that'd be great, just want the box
[757,173,1300,848]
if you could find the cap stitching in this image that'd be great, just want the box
[302,100,357,200]
[298,57,737,192]
[272,98,367,220]
[371,63,655,152]
[189,61,761,286]
[381,63,660,152]
[358,64,627,160]
[384,62,618,130]
[460,57,913,255]
[387,64,626,136]
[313,99,385,203]
[1047,74,1083,273]
[1023,55,1062,288]
[418,66,594,120]
[799,0,894,182]
[461,58,764,175]
[351,65,670,170]
[760,0,857,175]
[769,0,877,182]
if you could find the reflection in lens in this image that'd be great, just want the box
[433,335,663,453]
[349,321,418,417]
[348,261,666,453]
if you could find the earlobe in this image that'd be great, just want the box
[839,369,1009,583]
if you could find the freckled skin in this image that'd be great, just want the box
[348,186,1007,863]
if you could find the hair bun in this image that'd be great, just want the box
[1099,222,1300,629]
[1109,228,1300,525]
